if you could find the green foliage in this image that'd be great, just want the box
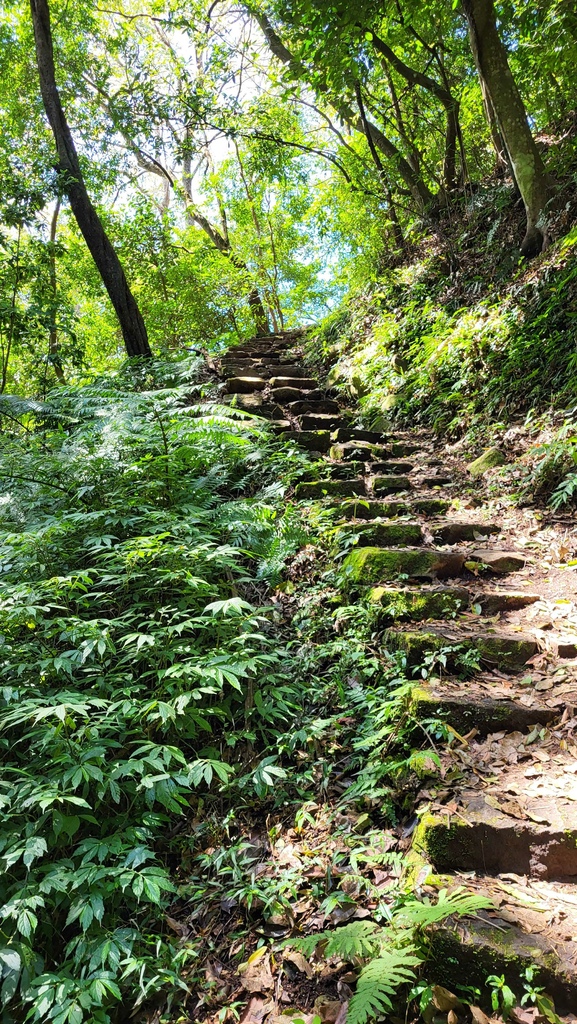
[0,358,307,1021]
[285,888,490,1024]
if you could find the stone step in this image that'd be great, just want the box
[270,420,292,433]
[295,478,366,499]
[342,547,467,584]
[270,376,318,389]
[265,364,308,378]
[469,548,527,573]
[323,461,365,480]
[288,400,341,415]
[330,442,391,461]
[226,395,283,418]
[332,428,386,443]
[270,386,311,403]
[368,584,469,621]
[391,442,424,457]
[225,376,267,394]
[369,460,415,474]
[425,881,577,1014]
[279,430,331,453]
[431,521,500,544]
[367,584,541,620]
[414,773,577,879]
[300,414,350,430]
[409,678,557,734]
[385,623,577,670]
[336,522,424,548]
[371,475,412,495]
[336,498,452,519]
[421,475,453,487]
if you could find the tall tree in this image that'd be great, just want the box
[29,0,152,357]
[462,0,551,255]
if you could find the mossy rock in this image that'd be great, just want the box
[342,547,465,584]
[467,446,506,477]
[280,430,331,453]
[476,634,537,669]
[339,522,423,549]
[386,628,536,671]
[413,498,451,515]
[369,585,469,621]
[408,684,553,734]
[295,478,366,500]
[372,475,412,495]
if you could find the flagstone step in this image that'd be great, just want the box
[409,679,557,734]
[300,414,352,430]
[371,475,412,495]
[426,882,577,1014]
[332,428,387,444]
[368,584,470,620]
[414,778,577,879]
[337,521,425,548]
[271,387,313,403]
[288,400,341,415]
[279,430,332,452]
[270,377,318,389]
[334,498,452,519]
[432,522,500,544]
[385,625,542,671]
[225,376,267,393]
[342,546,467,584]
[369,460,416,474]
[295,478,367,499]
[226,395,283,418]
[469,549,527,573]
[368,584,541,620]
[330,442,391,461]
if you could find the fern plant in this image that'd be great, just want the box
[284,888,490,1024]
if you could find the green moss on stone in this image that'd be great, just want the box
[295,478,366,499]
[368,585,468,621]
[342,547,447,584]
[339,522,423,548]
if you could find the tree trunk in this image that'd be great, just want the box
[462,0,551,255]
[30,0,152,357]
[48,197,65,384]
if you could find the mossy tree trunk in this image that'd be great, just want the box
[463,0,551,256]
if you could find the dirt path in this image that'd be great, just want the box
[218,332,577,1017]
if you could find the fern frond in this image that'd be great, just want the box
[284,921,381,960]
[391,887,491,930]
[347,951,422,1024]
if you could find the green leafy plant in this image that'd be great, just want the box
[284,889,490,1024]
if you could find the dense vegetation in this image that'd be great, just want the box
[1,0,577,1021]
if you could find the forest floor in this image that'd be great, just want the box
[177,331,577,1024]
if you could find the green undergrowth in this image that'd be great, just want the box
[308,223,577,438]
[0,356,317,1023]
[0,356,465,1023]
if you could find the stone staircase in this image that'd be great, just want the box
[216,332,577,1014]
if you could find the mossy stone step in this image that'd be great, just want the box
[279,430,331,452]
[265,364,308,377]
[270,386,310,403]
[422,475,453,487]
[288,400,340,415]
[409,681,555,734]
[337,522,424,548]
[300,414,350,430]
[473,591,541,614]
[295,478,366,499]
[371,475,412,495]
[330,442,391,461]
[391,442,423,457]
[324,461,365,480]
[332,428,386,443]
[414,793,577,879]
[432,522,500,544]
[227,395,283,418]
[342,547,466,584]
[225,376,267,393]
[270,376,318,389]
[427,902,577,1015]
[385,626,538,671]
[329,498,451,519]
[368,585,469,621]
[369,460,415,474]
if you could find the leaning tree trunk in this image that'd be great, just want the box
[30,0,152,357]
[462,0,551,256]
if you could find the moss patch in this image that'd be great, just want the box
[369,585,469,621]
[342,547,463,584]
